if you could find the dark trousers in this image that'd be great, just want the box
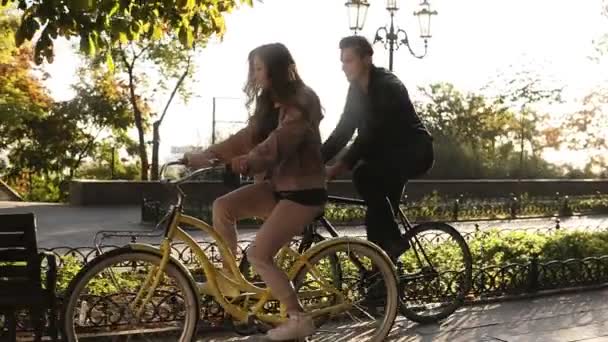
[353,137,434,252]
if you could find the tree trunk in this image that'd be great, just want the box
[69,128,103,178]
[151,121,160,181]
[133,107,149,180]
[121,49,149,181]
[150,60,190,180]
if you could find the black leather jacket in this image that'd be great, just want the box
[321,65,431,167]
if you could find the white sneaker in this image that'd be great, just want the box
[266,312,315,341]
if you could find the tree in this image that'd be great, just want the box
[78,36,195,180]
[416,81,562,179]
[484,69,563,178]
[0,155,7,174]
[57,67,135,177]
[3,0,254,180]
[44,0,248,180]
[3,0,253,65]
[562,89,608,174]
[108,39,193,180]
[3,0,255,180]
[1,8,136,200]
[591,0,608,61]
[416,83,519,178]
[76,139,140,180]
[0,9,53,165]
[2,69,134,186]
[151,56,191,180]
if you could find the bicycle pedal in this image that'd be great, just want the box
[249,315,273,333]
[232,322,259,336]
[231,315,272,336]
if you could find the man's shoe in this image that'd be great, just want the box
[386,235,411,262]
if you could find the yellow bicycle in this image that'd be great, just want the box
[61,162,399,341]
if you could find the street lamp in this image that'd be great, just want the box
[345,0,438,71]
[345,0,370,35]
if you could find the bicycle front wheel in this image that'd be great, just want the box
[293,239,399,342]
[61,247,199,342]
[398,222,473,324]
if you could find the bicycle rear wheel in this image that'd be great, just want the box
[293,239,399,342]
[398,222,473,324]
[62,247,199,342]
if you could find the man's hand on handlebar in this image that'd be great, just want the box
[326,161,349,180]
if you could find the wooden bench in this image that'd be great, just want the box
[0,213,58,342]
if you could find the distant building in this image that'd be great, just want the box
[170,145,203,154]
[163,145,205,164]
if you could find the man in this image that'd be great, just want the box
[322,35,434,261]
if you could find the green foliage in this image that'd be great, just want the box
[0,12,53,153]
[401,229,608,273]
[151,191,608,228]
[469,229,547,266]
[4,0,252,183]
[56,254,139,295]
[1,9,138,201]
[416,81,566,178]
[541,231,608,261]
[97,38,195,180]
[57,255,84,292]
[561,90,608,174]
[0,156,7,173]
[319,193,608,224]
[50,229,608,300]
[6,0,254,65]
[76,143,141,180]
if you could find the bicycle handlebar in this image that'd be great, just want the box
[158,158,228,210]
[159,158,225,185]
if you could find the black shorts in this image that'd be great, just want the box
[274,188,327,207]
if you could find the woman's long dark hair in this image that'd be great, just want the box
[243,43,305,143]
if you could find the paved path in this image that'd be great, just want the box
[3,202,608,341]
[1,202,608,248]
[199,289,608,341]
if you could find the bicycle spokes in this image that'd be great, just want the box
[398,223,472,322]
[293,242,398,341]
[67,255,195,341]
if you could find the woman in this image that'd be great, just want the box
[184,43,326,341]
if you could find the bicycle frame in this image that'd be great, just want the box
[323,195,415,229]
[304,195,414,245]
[128,201,354,326]
[305,195,436,275]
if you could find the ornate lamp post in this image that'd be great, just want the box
[345,0,438,71]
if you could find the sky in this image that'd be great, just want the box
[42,0,608,166]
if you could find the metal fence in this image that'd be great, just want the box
[4,223,608,337]
[142,192,608,225]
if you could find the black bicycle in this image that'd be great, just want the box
[240,194,473,324]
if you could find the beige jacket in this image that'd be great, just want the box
[190,86,326,191]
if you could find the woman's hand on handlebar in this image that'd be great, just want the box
[230,154,249,175]
[183,151,218,169]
